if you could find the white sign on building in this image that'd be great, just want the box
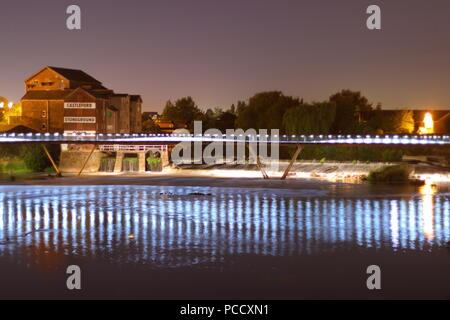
[64,102,96,109]
[64,117,96,123]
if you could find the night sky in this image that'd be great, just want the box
[0,0,449,111]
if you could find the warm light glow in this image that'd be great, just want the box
[419,112,434,134]
[424,112,434,130]
[7,102,13,109]
[419,180,436,240]
[0,102,4,109]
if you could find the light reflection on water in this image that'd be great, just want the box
[0,185,449,268]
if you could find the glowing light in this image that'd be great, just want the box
[419,112,434,135]
[424,113,434,130]
[7,102,13,109]
[0,102,4,108]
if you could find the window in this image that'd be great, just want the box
[41,82,54,86]
[41,110,47,118]
[41,123,47,131]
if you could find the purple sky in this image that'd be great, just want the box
[1,0,449,112]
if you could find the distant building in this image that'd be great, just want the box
[155,120,188,134]
[411,110,450,134]
[19,66,142,134]
[360,109,450,134]
[142,111,160,121]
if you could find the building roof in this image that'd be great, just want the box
[21,90,72,100]
[47,66,102,84]
[22,87,113,101]
[143,111,159,116]
[155,120,175,129]
[25,66,103,85]
[130,95,143,102]
[4,125,38,134]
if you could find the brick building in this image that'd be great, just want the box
[20,66,142,134]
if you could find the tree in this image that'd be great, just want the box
[283,101,336,135]
[215,111,237,131]
[0,96,8,123]
[329,90,372,134]
[235,91,299,131]
[0,98,22,124]
[381,110,415,134]
[161,97,203,128]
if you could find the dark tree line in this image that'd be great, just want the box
[152,90,415,135]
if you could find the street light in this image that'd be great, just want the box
[8,102,13,109]
[0,102,4,109]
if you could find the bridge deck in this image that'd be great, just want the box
[0,132,449,146]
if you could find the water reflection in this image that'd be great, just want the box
[0,185,449,268]
[420,180,437,240]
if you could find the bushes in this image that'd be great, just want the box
[21,144,60,172]
[367,165,411,184]
[0,144,60,173]
[147,157,162,171]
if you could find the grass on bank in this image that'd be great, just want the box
[0,158,32,174]
[0,144,60,180]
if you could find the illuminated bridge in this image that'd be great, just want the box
[1,132,448,178]
[0,132,449,145]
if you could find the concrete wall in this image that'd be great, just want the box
[59,150,108,173]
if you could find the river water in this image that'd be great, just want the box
[0,183,449,299]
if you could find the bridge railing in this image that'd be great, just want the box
[0,132,449,145]
[99,145,168,152]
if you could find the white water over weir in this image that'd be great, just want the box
[0,132,450,145]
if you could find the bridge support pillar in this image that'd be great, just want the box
[161,148,170,167]
[281,144,303,180]
[247,143,270,179]
[114,152,124,173]
[138,152,146,173]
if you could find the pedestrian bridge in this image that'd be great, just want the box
[1,132,449,179]
[0,132,449,145]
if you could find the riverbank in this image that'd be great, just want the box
[1,161,449,192]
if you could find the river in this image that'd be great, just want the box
[0,182,449,299]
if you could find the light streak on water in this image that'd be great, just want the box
[0,185,449,268]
